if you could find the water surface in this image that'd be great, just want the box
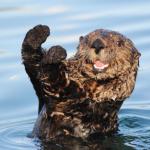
[0,0,150,149]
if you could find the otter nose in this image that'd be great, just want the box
[91,39,105,54]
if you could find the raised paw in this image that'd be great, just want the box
[23,25,50,49]
[42,45,67,64]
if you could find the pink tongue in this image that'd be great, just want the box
[94,60,105,67]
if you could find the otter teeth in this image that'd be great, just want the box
[93,64,108,70]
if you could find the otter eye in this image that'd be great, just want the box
[116,40,124,47]
[79,36,84,42]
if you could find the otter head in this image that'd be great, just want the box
[75,29,141,80]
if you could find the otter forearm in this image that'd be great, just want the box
[40,62,69,98]
[21,25,50,114]
[21,29,45,107]
[37,45,68,99]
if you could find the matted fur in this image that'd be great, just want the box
[22,25,140,140]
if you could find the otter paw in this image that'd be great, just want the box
[42,45,67,64]
[23,24,50,49]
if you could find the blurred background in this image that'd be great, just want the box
[0,0,150,149]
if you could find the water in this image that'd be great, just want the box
[0,0,150,149]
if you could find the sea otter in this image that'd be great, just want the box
[22,25,140,140]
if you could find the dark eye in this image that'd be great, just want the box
[79,36,84,42]
[84,37,88,44]
[116,40,124,47]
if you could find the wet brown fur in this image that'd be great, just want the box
[22,25,140,140]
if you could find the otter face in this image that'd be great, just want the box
[76,29,140,80]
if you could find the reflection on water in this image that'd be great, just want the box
[0,0,150,149]
[37,134,136,150]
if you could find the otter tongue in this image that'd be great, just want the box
[94,60,108,70]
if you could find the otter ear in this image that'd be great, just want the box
[79,36,84,42]
[134,48,141,59]
[132,48,141,67]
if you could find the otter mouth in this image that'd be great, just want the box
[93,60,109,72]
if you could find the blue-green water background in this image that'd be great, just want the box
[0,0,150,149]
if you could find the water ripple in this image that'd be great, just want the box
[119,115,150,149]
[0,118,36,150]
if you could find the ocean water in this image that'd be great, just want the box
[0,0,150,149]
